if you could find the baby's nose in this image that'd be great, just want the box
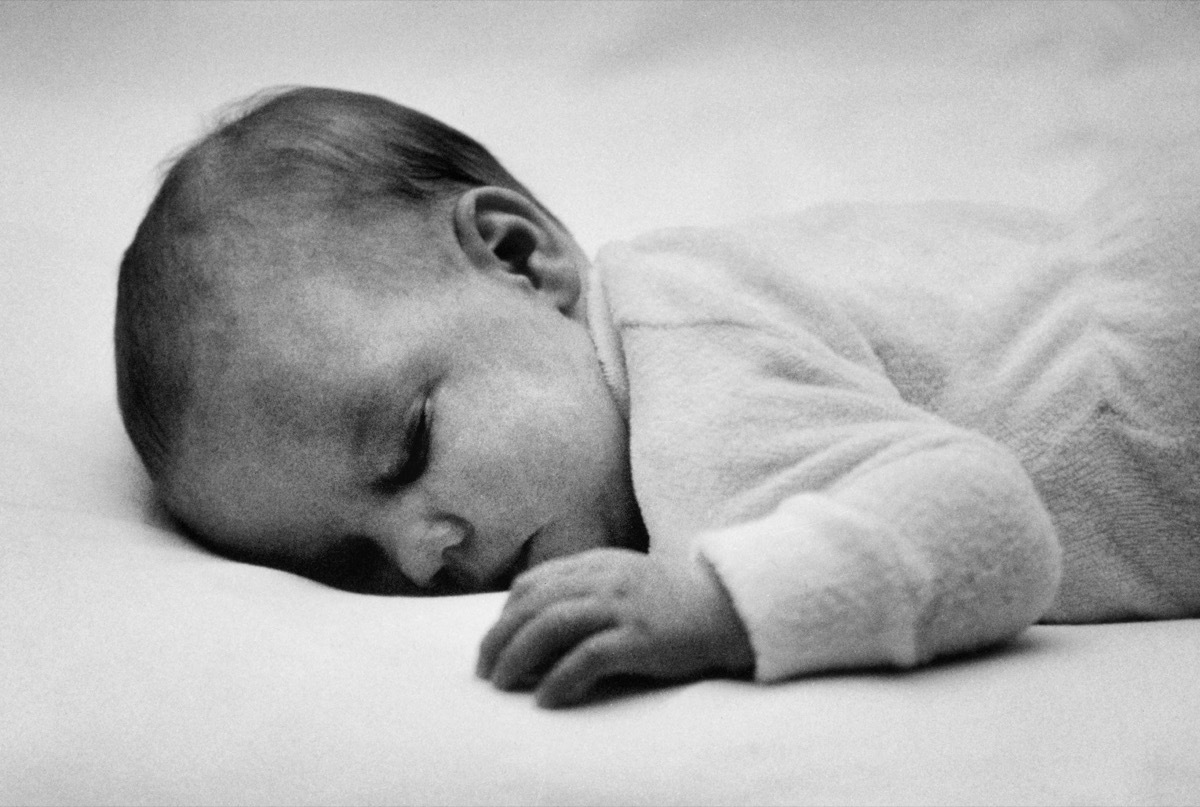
[387,518,468,588]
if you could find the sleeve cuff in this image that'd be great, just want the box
[696,495,932,682]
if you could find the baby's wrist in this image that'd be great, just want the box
[691,557,755,676]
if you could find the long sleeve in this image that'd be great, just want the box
[591,225,1063,682]
[697,437,1060,680]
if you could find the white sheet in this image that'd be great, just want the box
[3,2,1199,804]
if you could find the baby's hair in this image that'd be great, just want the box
[115,86,550,482]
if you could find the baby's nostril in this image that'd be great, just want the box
[430,520,463,549]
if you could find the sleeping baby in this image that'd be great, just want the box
[115,87,1200,707]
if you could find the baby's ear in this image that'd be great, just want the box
[453,187,583,315]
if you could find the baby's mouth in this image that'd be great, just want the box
[495,530,539,590]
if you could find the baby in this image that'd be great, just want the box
[116,87,1200,708]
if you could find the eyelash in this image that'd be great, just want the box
[379,401,431,493]
[402,402,432,483]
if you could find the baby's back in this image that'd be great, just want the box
[736,184,1200,620]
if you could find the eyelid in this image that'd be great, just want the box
[375,397,431,494]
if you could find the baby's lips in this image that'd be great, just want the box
[493,530,540,590]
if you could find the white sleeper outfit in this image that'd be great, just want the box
[584,152,1200,682]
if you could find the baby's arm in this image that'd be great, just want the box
[477,426,1059,707]
[476,382,1060,706]
[696,431,1062,681]
[477,549,752,708]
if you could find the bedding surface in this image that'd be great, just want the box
[3,2,1200,805]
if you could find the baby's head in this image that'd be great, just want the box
[116,87,644,593]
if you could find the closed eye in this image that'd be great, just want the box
[374,399,431,494]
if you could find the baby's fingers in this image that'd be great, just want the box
[477,591,549,678]
[477,564,595,678]
[535,632,630,708]
[477,609,527,679]
[486,602,615,691]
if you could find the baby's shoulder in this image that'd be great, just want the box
[595,222,848,335]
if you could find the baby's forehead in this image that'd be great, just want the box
[188,204,466,422]
[207,266,450,422]
[222,285,391,402]
[171,308,386,534]
[209,196,449,287]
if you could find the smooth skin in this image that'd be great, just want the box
[168,187,754,706]
[479,549,754,708]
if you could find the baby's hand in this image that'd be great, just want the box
[476,548,754,708]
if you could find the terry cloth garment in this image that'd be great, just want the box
[584,149,1200,683]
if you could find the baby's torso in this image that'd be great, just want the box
[594,198,1200,621]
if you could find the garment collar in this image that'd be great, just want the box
[584,262,630,421]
